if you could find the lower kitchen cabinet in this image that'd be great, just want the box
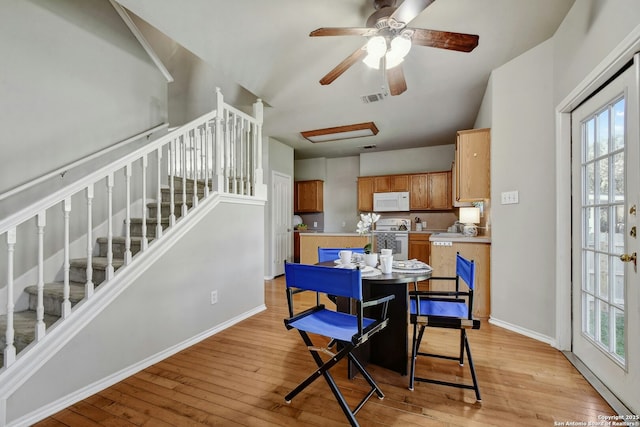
[409,233,430,263]
[430,241,490,318]
[299,233,369,265]
[409,233,431,288]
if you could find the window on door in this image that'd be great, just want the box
[580,96,626,365]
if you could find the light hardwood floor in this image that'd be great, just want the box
[35,276,614,426]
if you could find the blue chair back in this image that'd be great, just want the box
[456,253,476,290]
[317,247,365,263]
[285,262,363,300]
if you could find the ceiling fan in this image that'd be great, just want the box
[310,0,479,96]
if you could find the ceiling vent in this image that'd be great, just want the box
[361,92,386,104]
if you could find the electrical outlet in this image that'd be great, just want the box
[314,221,318,228]
[210,290,218,305]
[501,190,519,205]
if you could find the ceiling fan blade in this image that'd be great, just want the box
[319,46,367,85]
[390,0,435,26]
[310,27,377,37]
[411,28,479,52]
[387,65,407,96]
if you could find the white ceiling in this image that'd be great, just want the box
[119,0,576,159]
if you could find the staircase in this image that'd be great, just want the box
[0,177,205,368]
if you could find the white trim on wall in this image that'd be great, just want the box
[554,24,640,351]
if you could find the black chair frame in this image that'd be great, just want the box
[409,253,482,402]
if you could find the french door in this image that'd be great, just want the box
[571,57,640,413]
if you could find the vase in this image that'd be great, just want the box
[364,253,378,267]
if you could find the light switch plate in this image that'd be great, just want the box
[501,190,519,205]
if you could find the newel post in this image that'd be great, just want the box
[252,97,267,199]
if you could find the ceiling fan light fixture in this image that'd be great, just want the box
[363,53,382,69]
[301,122,379,143]
[366,36,387,58]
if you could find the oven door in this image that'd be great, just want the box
[374,232,408,260]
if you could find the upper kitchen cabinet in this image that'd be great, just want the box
[410,171,452,210]
[374,174,409,193]
[294,180,323,213]
[357,176,374,211]
[455,128,490,201]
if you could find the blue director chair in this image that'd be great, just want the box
[283,262,394,426]
[408,253,482,401]
[317,247,365,263]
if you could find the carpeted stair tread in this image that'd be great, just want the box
[69,257,125,269]
[0,310,60,355]
[24,281,87,303]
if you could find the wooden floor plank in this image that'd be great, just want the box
[33,276,616,426]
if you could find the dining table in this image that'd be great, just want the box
[317,260,432,377]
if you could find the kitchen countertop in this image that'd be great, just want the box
[429,232,491,243]
[298,232,371,237]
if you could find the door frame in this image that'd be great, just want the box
[555,28,640,352]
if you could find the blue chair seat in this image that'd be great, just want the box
[289,309,376,342]
[283,262,395,426]
[410,299,468,318]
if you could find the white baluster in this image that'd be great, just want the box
[191,130,198,208]
[181,135,188,217]
[214,88,225,193]
[141,155,148,250]
[169,139,176,226]
[36,211,46,340]
[85,184,94,298]
[4,228,17,367]
[106,173,114,280]
[62,198,72,318]
[225,109,231,193]
[203,124,210,197]
[124,164,132,264]
[156,147,163,239]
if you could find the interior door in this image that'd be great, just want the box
[272,171,292,276]
[571,57,640,413]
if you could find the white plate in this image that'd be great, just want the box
[392,260,432,270]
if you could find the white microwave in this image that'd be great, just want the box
[373,192,410,212]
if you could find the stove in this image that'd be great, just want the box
[373,218,409,260]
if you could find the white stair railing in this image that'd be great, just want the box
[0,89,265,373]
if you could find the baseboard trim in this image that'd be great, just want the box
[561,351,632,417]
[10,304,266,427]
[488,316,557,347]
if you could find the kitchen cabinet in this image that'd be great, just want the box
[409,233,431,288]
[428,171,452,209]
[409,233,431,263]
[357,177,374,211]
[410,171,452,210]
[455,128,490,201]
[374,174,409,193]
[294,180,323,213]
[430,241,491,318]
[299,233,369,265]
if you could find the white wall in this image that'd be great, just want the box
[476,1,640,344]
[0,0,167,196]
[360,145,455,176]
[325,157,360,232]
[484,39,557,340]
